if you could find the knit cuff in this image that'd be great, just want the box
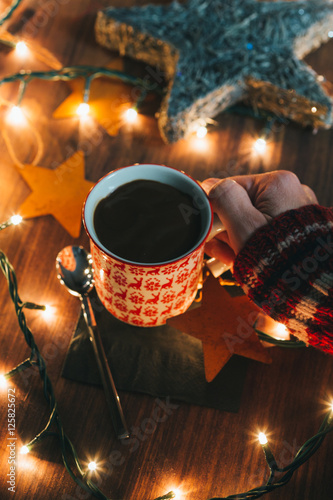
[233,204,333,352]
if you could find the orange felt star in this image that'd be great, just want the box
[18,151,94,238]
[53,58,135,135]
[167,273,271,382]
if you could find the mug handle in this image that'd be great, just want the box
[205,214,231,278]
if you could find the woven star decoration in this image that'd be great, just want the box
[95,0,333,142]
[167,274,271,382]
[18,151,94,238]
[53,59,136,136]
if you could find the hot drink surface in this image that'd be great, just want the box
[93,179,202,263]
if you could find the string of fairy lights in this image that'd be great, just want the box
[1,0,330,148]
[0,45,281,167]
[0,44,272,148]
[0,0,285,151]
[1,215,333,500]
[1,65,151,116]
[0,218,176,500]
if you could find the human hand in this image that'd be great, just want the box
[202,171,318,265]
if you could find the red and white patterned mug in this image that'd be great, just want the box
[83,164,223,327]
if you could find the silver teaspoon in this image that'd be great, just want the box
[56,245,129,439]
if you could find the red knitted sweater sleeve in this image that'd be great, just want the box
[233,204,333,353]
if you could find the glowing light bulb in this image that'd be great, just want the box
[10,214,22,226]
[188,128,210,151]
[165,487,182,499]
[88,461,97,471]
[311,106,317,113]
[258,432,268,445]
[0,375,7,388]
[20,446,29,455]
[256,314,290,341]
[275,323,289,340]
[196,125,207,139]
[15,41,29,57]
[42,304,55,320]
[327,401,333,424]
[171,488,181,499]
[253,137,267,154]
[6,106,26,126]
[77,103,90,117]
[124,107,138,122]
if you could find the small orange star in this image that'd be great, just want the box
[18,151,94,238]
[53,58,135,136]
[167,273,271,382]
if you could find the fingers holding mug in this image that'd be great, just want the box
[202,178,267,254]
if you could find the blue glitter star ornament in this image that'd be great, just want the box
[95,0,333,142]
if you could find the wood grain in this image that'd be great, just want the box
[1,2,333,500]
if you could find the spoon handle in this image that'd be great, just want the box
[81,295,129,439]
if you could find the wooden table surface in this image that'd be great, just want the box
[1,1,333,499]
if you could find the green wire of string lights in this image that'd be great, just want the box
[208,411,333,500]
[0,0,23,25]
[0,218,333,500]
[0,250,127,500]
[0,66,147,88]
[255,329,306,348]
[0,222,175,500]
[0,66,159,107]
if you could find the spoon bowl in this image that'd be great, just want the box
[56,246,94,297]
[56,245,129,439]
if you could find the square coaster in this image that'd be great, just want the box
[62,290,248,412]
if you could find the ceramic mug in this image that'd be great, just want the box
[83,164,225,327]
